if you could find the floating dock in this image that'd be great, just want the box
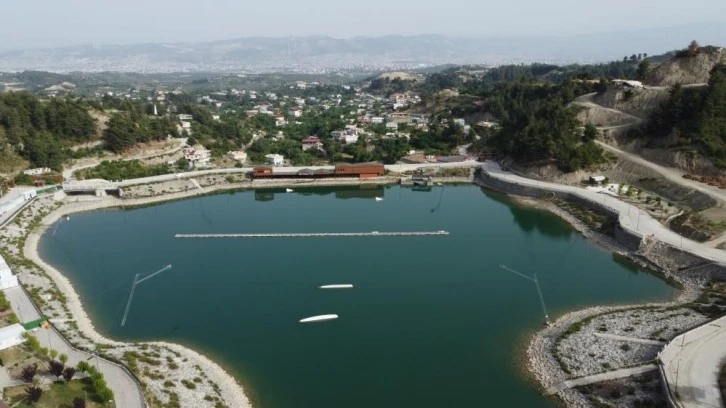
[175,231,450,238]
[319,284,354,289]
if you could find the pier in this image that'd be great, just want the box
[175,231,450,238]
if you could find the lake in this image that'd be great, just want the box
[40,185,677,407]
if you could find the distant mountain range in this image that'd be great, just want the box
[1,23,724,73]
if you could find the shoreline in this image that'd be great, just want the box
[23,174,694,408]
[508,194,702,407]
[19,176,469,408]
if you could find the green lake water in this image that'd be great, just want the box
[40,185,677,407]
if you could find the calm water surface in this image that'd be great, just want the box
[40,185,676,407]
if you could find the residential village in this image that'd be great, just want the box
[95,79,483,171]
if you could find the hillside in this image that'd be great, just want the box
[645,45,726,86]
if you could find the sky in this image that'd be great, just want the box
[4,0,726,49]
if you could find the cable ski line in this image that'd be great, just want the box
[121,264,173,327]
[175,231,450,238]
[499,264,551,325]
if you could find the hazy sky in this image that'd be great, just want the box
[4,0,726,49]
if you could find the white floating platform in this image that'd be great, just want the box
[299,314,339,323]
[319,284,354,289]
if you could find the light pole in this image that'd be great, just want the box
[675,358,681,390]
[637,210,642,230]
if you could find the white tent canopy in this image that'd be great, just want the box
[0,324,25,351]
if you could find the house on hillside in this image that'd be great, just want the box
[301,137,324,151]
[265,154,284,166]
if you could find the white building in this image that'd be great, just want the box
[453,118,466,127]
[178,114,193,121]
[371,117,385,124]
[341,134,359,145]
[227,151,248,163]
[0,324,25,351]
[288,109,302,118]
[183,147,211,166]
[385,122,399,130]
[23,168,51,176]
[265,154,285,166]
[0,255,19,290]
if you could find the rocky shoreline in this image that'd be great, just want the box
[510,195,716,408]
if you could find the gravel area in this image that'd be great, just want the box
[557,307,708,377]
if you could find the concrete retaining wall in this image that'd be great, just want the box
[475,171,726,281]
[475,172,643,251]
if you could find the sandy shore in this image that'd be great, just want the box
[25,200,253,407]
[22,182,304,408]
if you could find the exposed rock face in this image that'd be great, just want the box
[645,47,726,87]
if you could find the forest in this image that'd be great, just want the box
[0,93,96,170]
[477,79,603,170]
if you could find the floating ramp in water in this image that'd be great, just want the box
[319,284,354,289]
[299,314,339,323]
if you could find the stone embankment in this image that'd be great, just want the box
[475,162,726,408]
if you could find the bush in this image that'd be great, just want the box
[73,397,87,408]
[20,364,38,382]
[62,366,76,381]
[48,360,65,378]
[25,386,43,403]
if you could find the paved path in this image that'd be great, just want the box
[113,160,482,188]
[573,92,726,205]
[0,366,22,388]
[546,364,658,395]
[4,286,41,323]
[659,314,726,408]
[595,141,726,205]
[594,332,666,346]
[572,93,645,125]
[2,252,146,406]
[63,138,188,181]
[33,327,145,408]
[481,161,726,264]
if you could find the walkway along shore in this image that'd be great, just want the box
[476,161,726,408]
